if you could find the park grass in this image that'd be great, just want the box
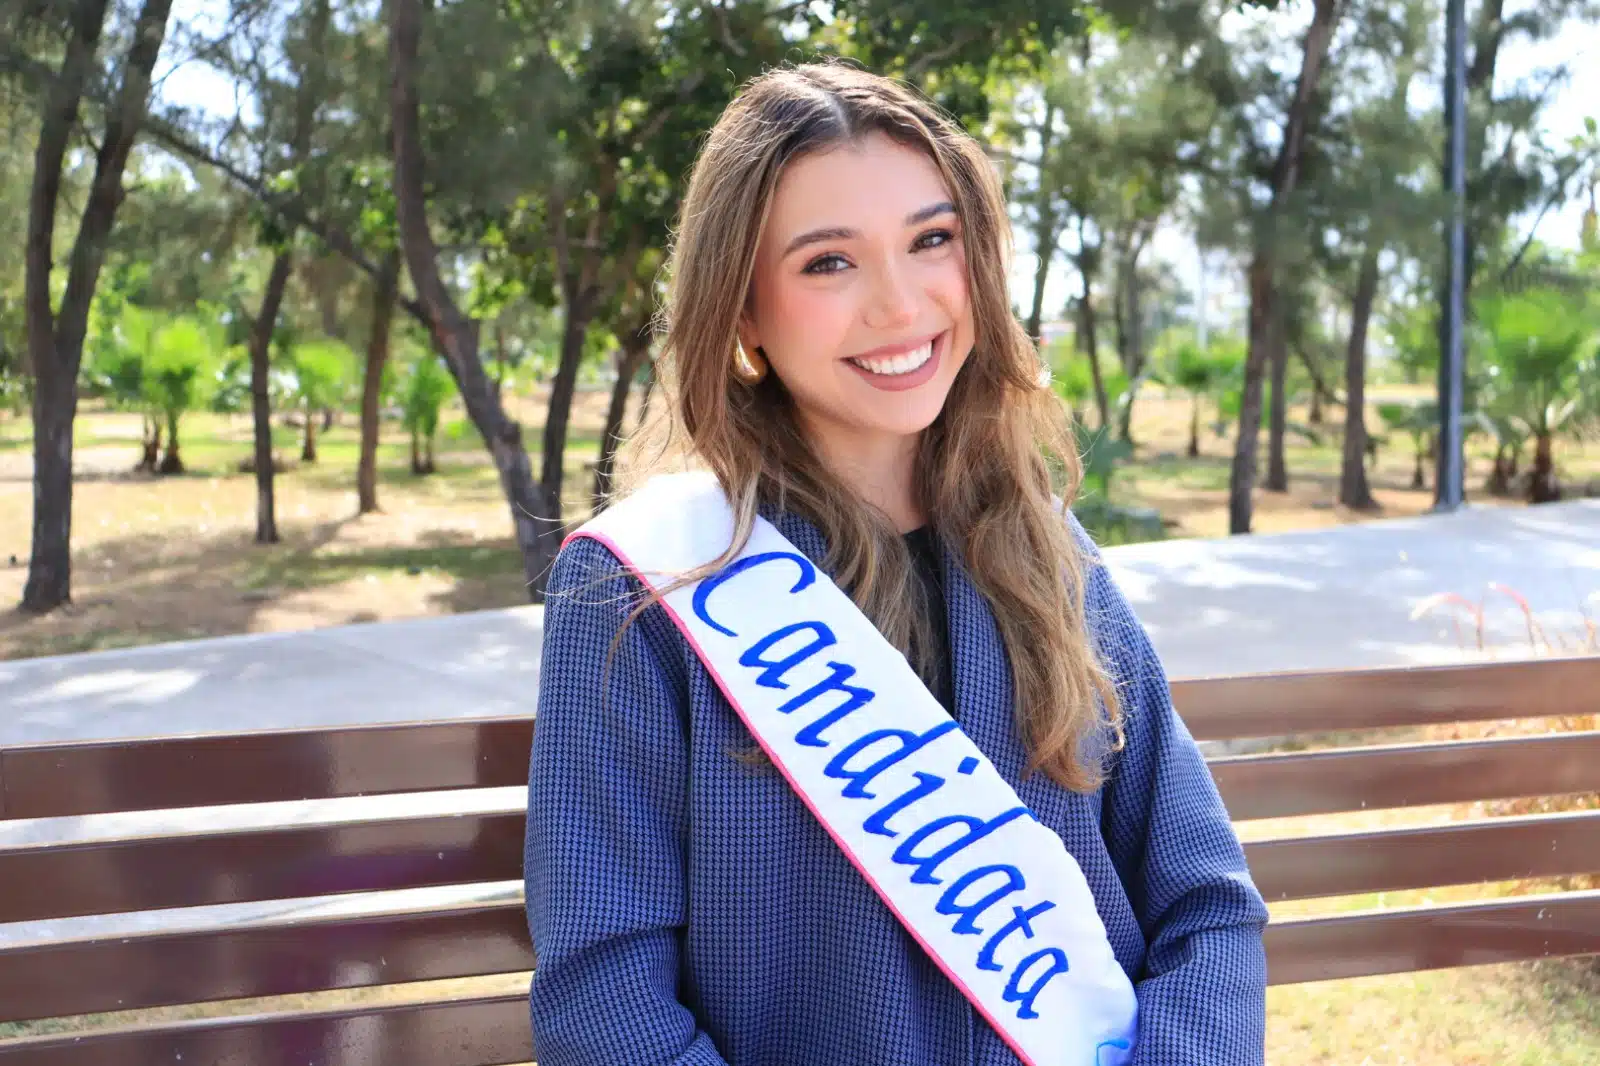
[1265,958,1599,1066]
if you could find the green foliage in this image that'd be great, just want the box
[209,348,252,415]
[1474,285,1599,439]
[401,352,455,450]
[286,337,356,411]
[1163,331,1243,397]
[143,315,223,430]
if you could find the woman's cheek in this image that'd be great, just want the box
[774,282,854,355]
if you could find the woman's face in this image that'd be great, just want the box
[739,131,975,460]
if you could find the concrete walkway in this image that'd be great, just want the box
[2,499,1595,948]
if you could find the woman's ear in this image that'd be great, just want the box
[735,313,760,355]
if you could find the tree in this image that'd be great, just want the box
[1166,333,1241,458]
[389,0,581,597]
[142,312,221,473]
[1474,285,1597,502]
[400,350,453,476]
[593,258,662,511]
[1226,0,1344,534]
[19,0,177,611]
[358,250,400,513]
[286,336,353,462]
[1377,400,1437,491]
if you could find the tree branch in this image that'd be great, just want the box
[139,117,427,323]
[905,27,981,82]
[1499,146,1599,281]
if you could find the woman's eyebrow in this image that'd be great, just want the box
[781,201,956,259]
[906,200,955,225]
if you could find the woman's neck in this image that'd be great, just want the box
[803,423,924,533]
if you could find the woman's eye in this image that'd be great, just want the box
[914,229,955,251]
[802,253,850,275]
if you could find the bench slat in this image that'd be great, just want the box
[0,993,532,1066]
[0,718,534,820]
[5,658,1593,821]
[1264,890,1600,985]
[1172,656,1600,741]
[0,901,532,1024]
[1212,731,1600,819]
[1245,810,1600,902]
[0,812,524,924]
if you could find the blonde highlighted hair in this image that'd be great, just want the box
[614,61,1122,792]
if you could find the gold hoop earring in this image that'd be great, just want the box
[733,341,768,386]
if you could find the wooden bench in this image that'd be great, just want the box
[1,656,1596,1064]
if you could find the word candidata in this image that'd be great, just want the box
[573,481,1137,1066]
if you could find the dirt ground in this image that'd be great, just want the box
[1,385,1594,661]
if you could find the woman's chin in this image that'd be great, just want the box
[845,389,955,441]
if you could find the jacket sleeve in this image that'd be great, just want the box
[524,536,731,1066]
[1081,536,1271,1065]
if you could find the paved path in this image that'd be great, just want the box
[1106,498,1599,676]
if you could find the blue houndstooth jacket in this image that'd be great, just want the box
[523,506,1269,1066]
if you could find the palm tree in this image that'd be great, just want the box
[1168,336,1243,458]
[1474,287,1598,503]
[1376,401,1437,492]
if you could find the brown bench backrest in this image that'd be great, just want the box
[1,656,1596,1064]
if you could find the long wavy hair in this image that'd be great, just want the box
[613,61,1122,792]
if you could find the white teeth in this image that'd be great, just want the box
[850,341,934,376]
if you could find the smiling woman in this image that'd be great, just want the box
[739,137,973,475]
[524,61,1268,1066]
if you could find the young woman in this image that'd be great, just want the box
[524,62,1268,1066]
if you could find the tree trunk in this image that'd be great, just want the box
[1076,262,1110,431]
[138,415,161,472]
[1265,322,1289,492]
[410,429,424,475]
[1412,443,1426,491]
[24,372,76,611]
[1227,0,1343,535]
[1025,234,1055,346]
[1338,246,1380,510]
[492,320,509,399]
[1188,395,1201,458]
[158,409,184,474]
[302,404,318,461]
[1307,378,1323,424]
[541,294,594,521]
[593,327,653,512]
[1529,432,1559,503]
[358,252,399,514]
[1230,260,1273,534]
[249,250,294,544]
[1024,104,1060,345]
[390,0,558,599]
[22,0,174,613]
[1081,295,1110,431]
[1114,236,1148,445]
[634,361,656,433]
[1487,444,1513,496]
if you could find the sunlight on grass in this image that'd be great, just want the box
[1267,959,1599,1066]
[240,541,521,591]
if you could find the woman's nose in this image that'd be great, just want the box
[863,260,918,329]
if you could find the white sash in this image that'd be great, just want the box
[569,472,1138,1066]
